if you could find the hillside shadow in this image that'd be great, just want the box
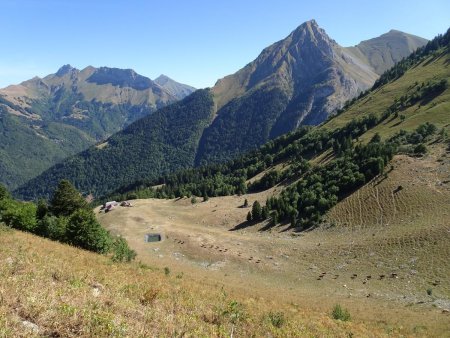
[229,221,254,231]
[420,88,446,105]
[422,50,447,67]
[390,121,402,128]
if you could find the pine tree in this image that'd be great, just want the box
[247,211,252,222]
[50,180,87,217]
[262,206,269,220]
[251,201,262,221]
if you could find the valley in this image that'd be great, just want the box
[97,144,450,336]
[0,5,449,336]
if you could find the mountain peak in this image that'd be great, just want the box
[291,19,323,35]
[287,19,335,49]
[86,67,154,90]
[55,64,77,77]
[154,74,196,99]
[154,74,171,85]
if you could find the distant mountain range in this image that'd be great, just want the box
[12,20,430,200]
[0,66,195,189]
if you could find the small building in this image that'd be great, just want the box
[145,233,162,242]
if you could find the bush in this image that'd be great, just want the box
[111,236,137,262]
[414,143,427,155]
[66,209,112,254]
[268,311,285,328]
[331,304,351,321]
[37,215,68,241]
[0,184,11,201]
[1,200,37,232]
[223,300,246,324]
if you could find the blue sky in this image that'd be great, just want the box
[0,0,448,88]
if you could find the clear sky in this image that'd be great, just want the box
[0,0,448,88]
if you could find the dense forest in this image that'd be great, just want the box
[0,87,156,189]
[195,87,290,166]
[15,89,214,200]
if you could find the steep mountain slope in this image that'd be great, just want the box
[154,74,196,99]
[15,90,214,199]
[89,34,449,336]
[0,66,193,189]
[195,20,426,165]
[15,22,429,200]
[102,29,449,216]
[345,29,428,75]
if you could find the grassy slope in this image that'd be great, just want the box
[324,49,450,139]
[94,149,450,336]
[88,46,450,337]
[0,227,379,337]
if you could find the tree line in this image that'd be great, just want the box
[1,180,136,262]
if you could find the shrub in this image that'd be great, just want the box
[427,288,433,296]
[140,288,159,305]
[331,304,351,321]
[111,236,137,262]
[246,211,252,222]
[268,311,285,328]
[1,200,37,232]
[223,300,246,324]
[251,201,262,221]
[414,143,427,155]
[66,209,112,254]
[0,184,11,201]
[37,215,68,241]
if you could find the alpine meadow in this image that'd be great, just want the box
[0,2,449,337]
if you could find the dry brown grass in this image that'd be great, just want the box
[0,225,383,337]
[93,145,450,337]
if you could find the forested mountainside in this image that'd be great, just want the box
[0,66,194,189]
[101,29,450,230]
[15,90,214,199]
[14,22,433,200]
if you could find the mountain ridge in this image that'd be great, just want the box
[197,20,426,165]
[12,20,431,199]
[0,66,195,189]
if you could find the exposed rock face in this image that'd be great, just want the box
[345,29,428,75]
[86,67,155,90]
